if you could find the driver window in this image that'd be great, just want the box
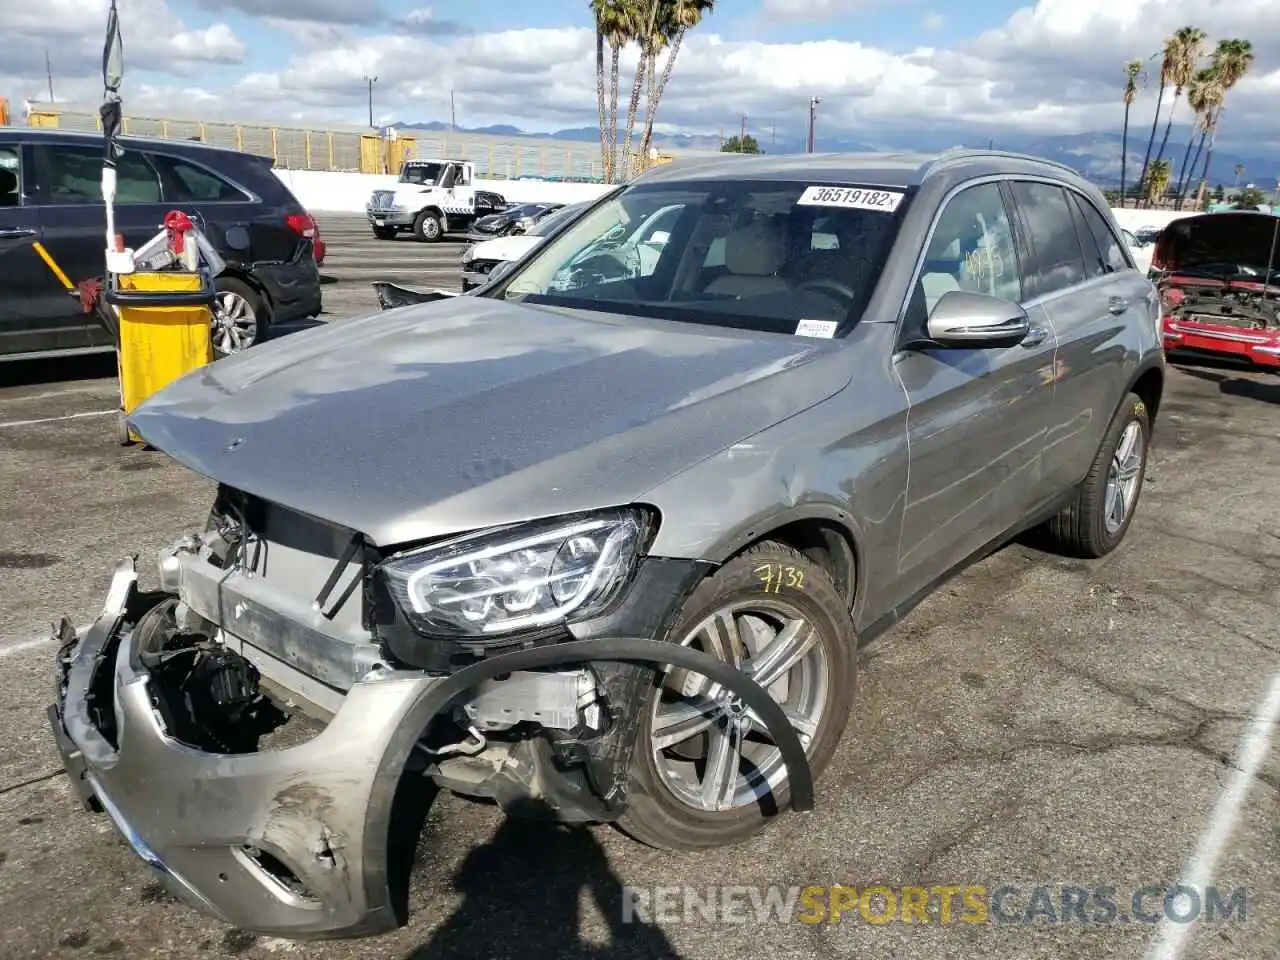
[916,183,1021,314]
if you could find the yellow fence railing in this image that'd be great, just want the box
[22,106,610,181]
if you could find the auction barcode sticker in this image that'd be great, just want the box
[796,185,904,212]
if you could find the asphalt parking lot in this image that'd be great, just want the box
[0,215,1277,960]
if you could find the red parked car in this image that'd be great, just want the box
[1155,210,1280,370]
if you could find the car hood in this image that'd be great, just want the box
[470,234,544,262]
[128,297,850,547]
[1154,211,1280,278]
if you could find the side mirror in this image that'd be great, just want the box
[921,291,1031,349]
[490,260,516,283]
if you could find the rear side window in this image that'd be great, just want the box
[152,154,246,202]
[0,146,20,207]
[39,145,160,204]
[1069,192,1130,275]
[1008,181,1087,298]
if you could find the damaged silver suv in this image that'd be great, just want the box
[49,150,1165,940]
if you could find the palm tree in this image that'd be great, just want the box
[1193,39,1254,208]
[1173,66,1218,207]
[1233,162,1245,187]
[1137,36,1177,205]
[1152,26,1205,171]
[621,0,663,180]
[1146,158,1172,206]
[1120,59,1144,208]
[639,0,715,161]
[591,0,637,183]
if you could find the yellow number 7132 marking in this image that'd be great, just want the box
[755,562,804,593]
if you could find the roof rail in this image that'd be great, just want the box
[920,148,1082,180]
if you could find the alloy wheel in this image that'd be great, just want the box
[211,291,259,355]
[649,599,828,813]
[1104,420,1145,534]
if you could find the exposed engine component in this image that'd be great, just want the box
[132,598,286,754]
[459,668,604,733]
[1163,282,1280,330]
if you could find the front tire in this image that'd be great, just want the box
[615,541,856,851]
[1044,391,1151,558]
[413,210,444,243]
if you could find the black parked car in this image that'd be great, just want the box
[469,202,563,239]
[0,129,324,361]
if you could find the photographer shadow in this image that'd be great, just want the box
[405,798,683,960]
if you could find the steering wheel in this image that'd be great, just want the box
[797,278,858,306]
[570,252,631,286]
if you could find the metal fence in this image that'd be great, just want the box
[22,102,618,180]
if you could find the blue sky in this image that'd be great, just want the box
[192,0,1029,74]
[2,0,1278,152]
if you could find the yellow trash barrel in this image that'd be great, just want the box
[104,270,216,446]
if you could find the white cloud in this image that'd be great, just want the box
[3,0,1278,157]
[760,0,896,22]
[0,0,243,99]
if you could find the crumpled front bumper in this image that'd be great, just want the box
[48,559,814,940]
[48,559,442,939]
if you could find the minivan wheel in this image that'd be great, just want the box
[616,541,856,851]
[1044,391,1151,558]
[414,210,443,242]
[211,278,264,357]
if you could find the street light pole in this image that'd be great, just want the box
[363,75,378,128]
[807,97,821,153]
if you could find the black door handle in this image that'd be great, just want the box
[1108,296,1129,315]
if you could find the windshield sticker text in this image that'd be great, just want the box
[797,186,904,212]
[795,319,838,338]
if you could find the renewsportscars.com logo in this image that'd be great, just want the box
[622,884,1249,926]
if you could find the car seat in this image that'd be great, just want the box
[702,217,790,298]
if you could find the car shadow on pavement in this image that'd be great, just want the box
[1172,362,1280,405]
[404,797,683,960]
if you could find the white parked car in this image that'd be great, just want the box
[1122,227,1154,275]
[460,200,597,291]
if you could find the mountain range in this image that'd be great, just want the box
[392,119,1278,193]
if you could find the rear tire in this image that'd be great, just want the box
[211,277,267,358]
[413,210,444,243]
[372,226,397,241]
[1043,391,1151,558]
[615,540,856,851]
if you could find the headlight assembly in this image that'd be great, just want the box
[461,244,475,264]
[380,508,653,638]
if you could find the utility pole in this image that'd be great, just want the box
[771,119,776,151]
[740,114,747,144]
[450,89,457,132]
[363,75,377,128]
[45,50,54,102]
[807,97,821,153]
